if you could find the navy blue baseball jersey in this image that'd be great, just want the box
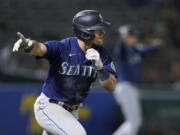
[114,40,157,83]
[38,37,117,105]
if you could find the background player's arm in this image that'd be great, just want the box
[13,32,47,56]
[135,39,163,55]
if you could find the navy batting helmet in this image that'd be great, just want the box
[72,10,110,41]
[118,24,140,37]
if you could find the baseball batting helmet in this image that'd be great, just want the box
[118,24,140,37]
[72,10,110,41]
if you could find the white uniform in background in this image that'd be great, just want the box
[113,24,158,135]
[113,82,142,135]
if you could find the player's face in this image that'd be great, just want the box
[121,34,138,46]
[128,35,138,46]
[92,30,105,45]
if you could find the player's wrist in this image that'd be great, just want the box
[95,59,103,70]
[24,44,34,53]
[23,40,34,53]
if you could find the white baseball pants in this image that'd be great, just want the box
[113,82,142,135]
[34,93,87,135]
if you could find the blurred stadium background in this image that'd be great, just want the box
[0,0,180,135]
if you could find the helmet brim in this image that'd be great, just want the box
[87,21,110,30]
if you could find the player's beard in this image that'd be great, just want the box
[93,37,104,45]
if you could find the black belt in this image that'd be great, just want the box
[49,99,79,112]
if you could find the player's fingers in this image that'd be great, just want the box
[86,51,93,57]
[85,52,93,58]
[86,49,97,54]
[12,39,22,52]
[86,51,99,59]
[86,49,99,56]
[85,54,97,61]
[17,32,27,42]
[86,53,96,58]
[27,39,33,47]
[86,48,97,53]
[13,39,22,52]
[85,53,92,59]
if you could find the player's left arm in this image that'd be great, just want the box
[98,72,116,92]
[135,38,163,55]
[86,48,117,92]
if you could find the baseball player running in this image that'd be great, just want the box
[13,10,117,135]
[113,24,162,135]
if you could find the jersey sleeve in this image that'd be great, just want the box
[134,44,157,56]
[37,40,64,61]
[100,47,117,78]
[44,40,64,59]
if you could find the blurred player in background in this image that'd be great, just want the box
[113,24,162,135]
[13,10,117,135]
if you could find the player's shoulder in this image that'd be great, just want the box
[60,37,76,44]
[44,37,74,45]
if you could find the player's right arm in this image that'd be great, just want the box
[26,41,47,56]
[13,32,47,56]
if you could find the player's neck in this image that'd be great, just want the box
[77,39,93,52]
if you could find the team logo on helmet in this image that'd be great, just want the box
[99,13,103,22]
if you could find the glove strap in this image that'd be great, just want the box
[24,44,34,53]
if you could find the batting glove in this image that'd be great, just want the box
[85,48,103,70]
[13,32,33,52]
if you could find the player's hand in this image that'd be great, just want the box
[85,48,103,70]
[151,38,164,47]
[12,32,33,52]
